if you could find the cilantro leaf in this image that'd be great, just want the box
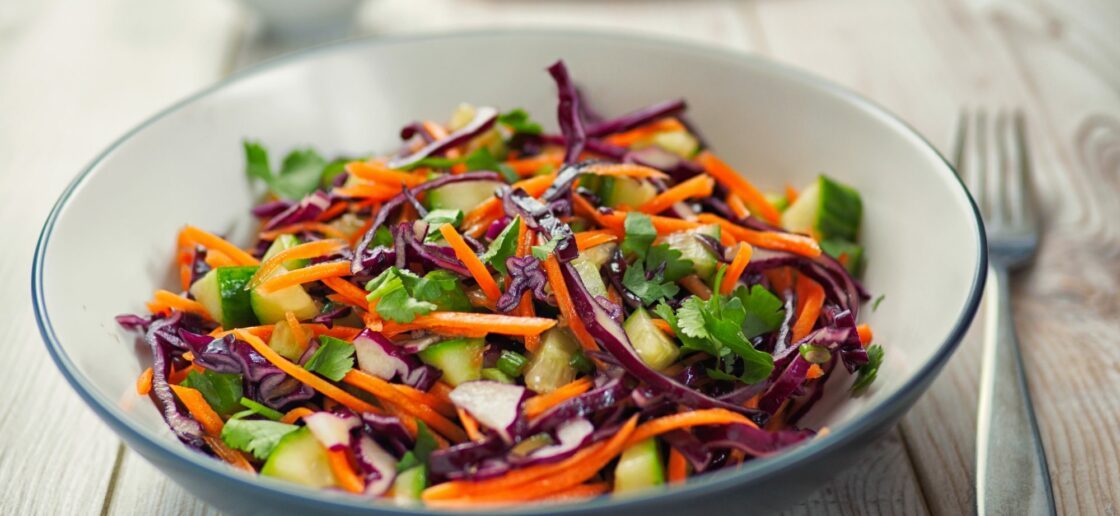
[463,147,518,182]
[498,109,543,135]
[872,294,885,312]
[304,336,356,381]
[244,141,272,183]
[239,397,283,421]
[396,421,439,472]
[220,417,298,460]
[320,157,352,189]
[851,344,884,394]
[479,216,520,275]
[181,370,242,417]
[365,268,437,323]
[621,212,656,259]
[531,236,559,260]
[645,244,693,282]
[413,270,472,312]
[421,209,464,242]
[372,226,394,248]
[733,285,786,339]
[676,296,710,340]
[242,141,329,200]
[622,262,680,305]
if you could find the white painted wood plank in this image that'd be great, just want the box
[0,0,241,514]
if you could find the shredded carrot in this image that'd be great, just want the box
[309,325,361,340]
[320,276,368,308]
[582,163,669,180]
[280,407,315,424]
[259,222,347,241]
[505,151,563,176]
[136,367,153,395]
[349,216,374,246]
[463,174,555,227]
[202,435,256,473]
[332,182,402,201]
[255,261,351,295]
[457,407,484,441]
[346,160,425,187]
[232,330,390,421]
[695,213,821,257]
[726,193,751,220]
[211,325,273,340]
[627,409,758,447]
[524,377,593,419]
[316,202,349,223]
[250,239,346,288]
[719,244,754,295]
[169,384,224,436]
[168,363,203,385]
[599,212,721,241]
[382,312,556,338]
[541,482,610,501]
[284,311,309,350]
[603,118,685,147]
[429,382,455,407]
[327,448,365,494]
[639,175,715,215]
[806,364,825,380]
[394,383,456,419]
[766,267,796,295]
[679,274,713,300]
[151,290,212,320]
[178,249,194,291]
[696,151,782,225]
[791,274,825,342]
[541,256,598,351]
[179,225,259,266]
[343,369,468,443]
[204,249,237,268]
[785,184,800,204]
[857,324,874,346]
[439,224,502,302]
[652,319,675,336]
[668,448,688,484]
[571,193,613,230]
[516,227,541,352]
[573,230,618,251]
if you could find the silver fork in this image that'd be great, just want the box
[955,110,1056,516]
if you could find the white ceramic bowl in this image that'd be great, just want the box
[34,31,985,515]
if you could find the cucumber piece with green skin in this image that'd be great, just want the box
[417,338,485,386]
[481,368,516,384]
[571,256,608,299]
[523,328,579,393]
[623,307,679,371]
[766,193,790,212]
[249,265,319,325]
[392,465,426,505]
[262,234,308,270]
[781,176,862,241]
[662,224,721,281]
[651,131,699,158]
[426,180,505,212]
[602,177,657,209]
[261,427,337,489]
[189,266,258,328]
[820,238,864,276]
[578,243,617,269]
[268,320,307,361]
[613,438,665,494]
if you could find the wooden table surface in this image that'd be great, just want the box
[2,0,1117,514]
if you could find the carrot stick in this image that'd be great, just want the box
[785,184,800,204]
[695,213,821,257]
[394,384,457,419]
[204,249,238,268]
[309,325,362,340]
[791,275,825,342]
[381,312,556,338]
[765,267,795,295]
[541,256,598,351]
[726,193,751,220]
[668,448,688,484]
[320,277,369,307]
[638,175,715,215]
[179,225,259,266]
[457,407,484,441]
[582,163,669,180]
[719,244,754,295]
[136,367,153,395]
[285,311,309,349]
[603,118,685,147]
[232,330,388,420]
[202,435,256,473]
[346,160,425,187]
[463,174,555,227]
[695,151,782,225]
[315,202,348,223]
[599,211,702,235]
[574,230,618,251]
[806,364,824,380]
[857,324,873,346]
[151,290,213,320]
[327,448,366,494]
[505,152,563,176]
[429,382,455,407]
[343,369,468,443]
[570,193,613,230]
[626,409,758,447]
[349,216,375,246]
[211,325,273,340]
[523,377,593,419]
[249,239,346,288]
[679,274,713,300]
[169,384,225,436]
[259,222,348,241]
[280,407,315,424]
[541,482,610,501]
[255,261,351,295]
[178,249,194,291]
[439,224,502,302]
[515,227,541,352]
[651,318,675,336]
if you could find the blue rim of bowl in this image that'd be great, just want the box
[32,29,987,514]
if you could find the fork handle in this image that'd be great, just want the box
[975,266,1056,516]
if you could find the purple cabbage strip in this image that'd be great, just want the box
[531,376,630,433]
[398,221,471,277]
[115,313,154,332]
[399,122,436,143]
[757,355,813,414]
[400,186,428,218]
[546,60,586,165]
[585,98,687,137]
[502,187,577,261]
[184,332,315,409]
[144,314,205,447]
[510,418,594,467]
[311,303,351,327]
[251,200,293,219]
[388,107,498,169]
[540,135,627,161]
[361,413,414,457]
[662,430,712,472]
[263,190,331,231]
[427,436,508,479]
[626,145,703,182]
[485,216,511,240]
[695,424,815,457]
[496,255,550,313]
[787,357,837,425]
[352,329,440,391]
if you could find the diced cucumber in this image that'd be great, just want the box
[651,131,699,158]
[820,238,864,275]
[269,320,308,361]
[613,438,665,495]
[261,427,337,489]
[262,234,308,270]
[662,225,721,281]
[781,176,862,241]
[578,242,617,269]
[571,256,608,299]
[623,307,679,371]
[249,266,319,325]
[496,350,528,378]
[426,180,504,212]
[392,465,426,506]
[189,266,258,328]
[418,338,485,386]
[481,368,515,384]
[524,328,579,393]
[602,177,657,210]
[448,103,477,131]
[766,193,790,212]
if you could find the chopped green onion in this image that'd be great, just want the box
[798,344,831,364]
[496,350,529,378]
